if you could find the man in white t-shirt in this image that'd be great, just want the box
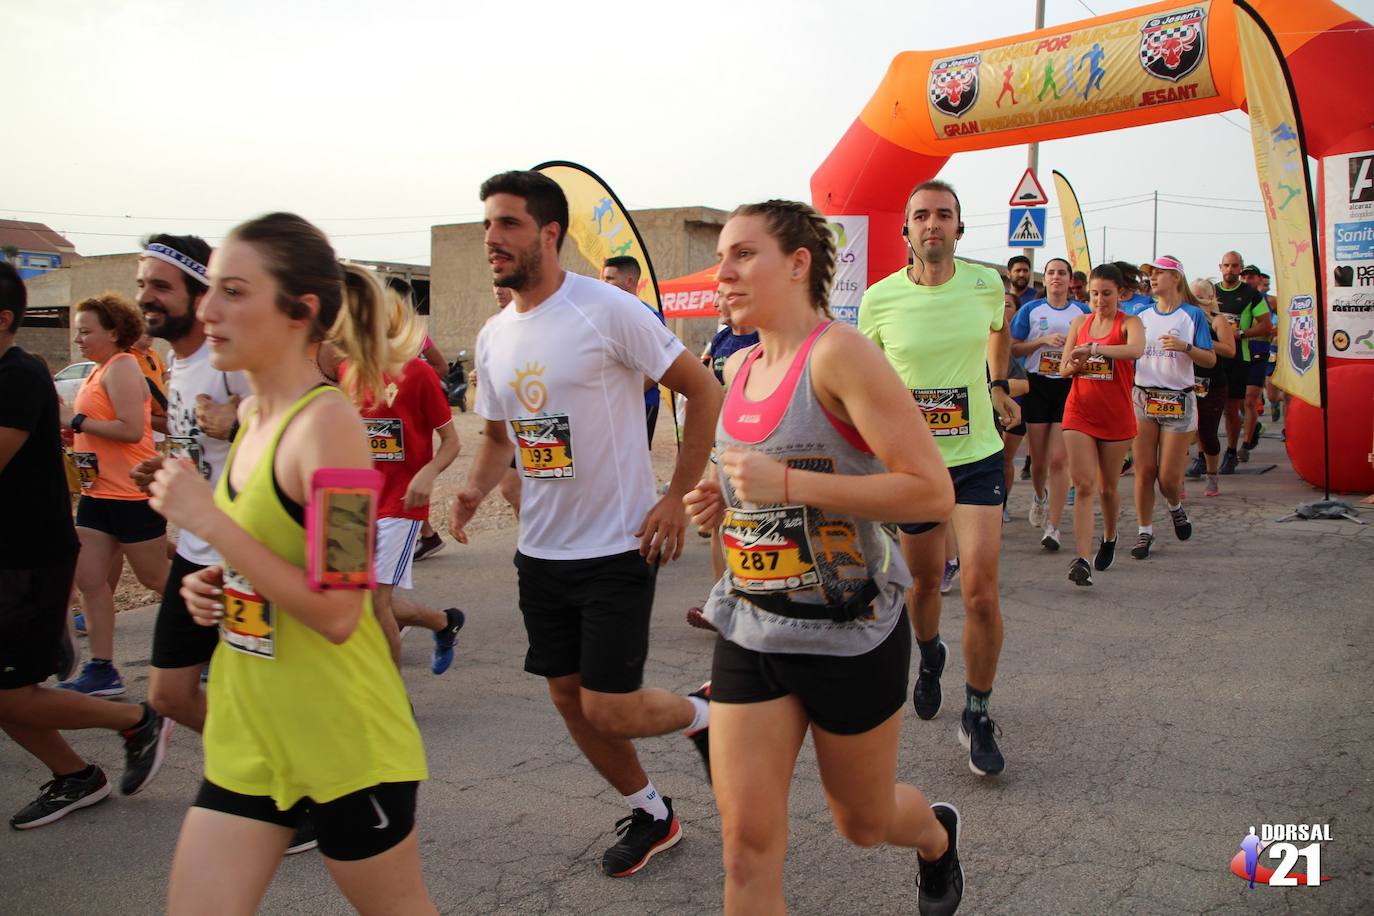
[450,171,723,878]
[128,238,249,724]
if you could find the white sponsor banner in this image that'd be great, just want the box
[1324,150,1374,359]
[826,216,869,326]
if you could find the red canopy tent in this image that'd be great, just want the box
[658,265,719,319]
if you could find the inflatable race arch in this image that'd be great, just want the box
[812,0,1374,491]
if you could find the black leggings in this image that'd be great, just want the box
[1196,386,1228,456]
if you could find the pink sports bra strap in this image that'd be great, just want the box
[722,321,831,443]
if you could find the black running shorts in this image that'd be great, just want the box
[1220,356,1249,400]
[192,780,418,861]
[899,451,1005,535]
[75,496,166,544]
[1021,374,1073,425]
[151,553,219,669]
[0,557,77,690]
[709,615,911,736]
[513,549,656,694]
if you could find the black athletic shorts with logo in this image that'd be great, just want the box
[0,556,77,690]
[193,780,417,861]
[710,614,911,735]
[899,451,1005,535]
[1021,374,1073,425]
[152,552,219,669]
[513,549,656,694]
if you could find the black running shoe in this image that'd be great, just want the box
[917,803,964,916]
[1040,527,1061,552]
[1130,532,1154,560]
[1169,505,1192,541]
[286,819,318,855]
[912,639,947,721]
[958,711,1005,776]
[120,702,173,796]
[431,608,466,676]
[1245,422,1263,451]
[1068,558,1093,587]
[601,798,683,877]
[10,766,111,830]
[1219,450,1239,475]
[412,532,445,562]
[1185,453,1206,479]
[1094,537,1117,572]
[687,682,711,784]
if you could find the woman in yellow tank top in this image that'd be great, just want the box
[59,293,169,697]
[150,213,434,915]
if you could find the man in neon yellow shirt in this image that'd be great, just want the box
[859,180,1020,777]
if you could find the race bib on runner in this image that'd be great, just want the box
[221,566,274,659]
[513,415,574,479]
[722,505,820,594]
[1192,377,1211,398]
[74,452,99,489]
[1224,313,1241,332]
[365,418,405,462]
[167,436,208,479]
[1144,389,1186,418]
[1037,350,1064,376]
[1079,356,1114,381]
[911,387,971,437]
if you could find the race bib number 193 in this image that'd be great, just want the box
[513,415,575,479]
[911,387,971,436]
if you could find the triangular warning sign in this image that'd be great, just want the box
[1010,211,1043,243]
[1009,169,1049,206]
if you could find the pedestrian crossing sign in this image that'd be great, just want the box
[1008,207,1047,248]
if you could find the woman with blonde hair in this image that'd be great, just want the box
[1184,277,1237,497]
[684,200,962,915]
[150,213,434,914]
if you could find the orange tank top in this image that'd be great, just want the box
[73,352,156,500]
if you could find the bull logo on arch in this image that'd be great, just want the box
[1288,295,1317,376]
[929,54,980,118]
[1139,7,1206,82]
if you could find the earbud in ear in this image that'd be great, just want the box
[958,223,966,236]
[901,226,909,237]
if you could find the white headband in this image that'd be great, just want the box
[142,242,210,286]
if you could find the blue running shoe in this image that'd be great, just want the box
[431,608,466,675]
[58,660,125,697]
[74,612,86,636]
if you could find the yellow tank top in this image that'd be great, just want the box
[205,385,427,808]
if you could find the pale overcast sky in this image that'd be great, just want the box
[5,0,1371,279]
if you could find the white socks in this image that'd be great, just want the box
[623,781,669,821]
[684,695,710,736]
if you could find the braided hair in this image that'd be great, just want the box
[728,200,837,317]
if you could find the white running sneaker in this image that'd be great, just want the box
[1028,491,1048,528]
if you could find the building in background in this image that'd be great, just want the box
[0,220,77,280]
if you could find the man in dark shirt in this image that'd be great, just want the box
[1212,252,1272,472]
[0,261,170,829]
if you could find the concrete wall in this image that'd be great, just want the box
[428,206,730,363]
[24,255,144,364]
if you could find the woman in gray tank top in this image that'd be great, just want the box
[683,200,965,915]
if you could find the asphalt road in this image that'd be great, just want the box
[3,431,1371,914]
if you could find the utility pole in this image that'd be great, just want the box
[1152,190,1159,260]
[1102,226,1107,264]
[1024,0,1046,271]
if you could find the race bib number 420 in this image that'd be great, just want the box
[911,387,971,436]
[513,415,574,479]
[722,505,820,593]
[365,418,405,462]
[221,566,275,659]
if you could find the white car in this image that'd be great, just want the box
[53,361,95,404]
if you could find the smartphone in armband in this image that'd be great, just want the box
[306,468,383,591]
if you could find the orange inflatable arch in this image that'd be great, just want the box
[812,0,1374,491]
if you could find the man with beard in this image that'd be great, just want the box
[450,171,722,877]
[1007,255,1038,306]
[860,180,1021,778]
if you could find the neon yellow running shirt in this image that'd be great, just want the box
[206,385,427,809]
[858,260,1006,468]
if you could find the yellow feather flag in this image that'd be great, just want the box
[1234,2,1325,408]
[534,161,661,313]
[1051,170,1092,275]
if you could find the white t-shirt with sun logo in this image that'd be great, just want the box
[474,272,684,560]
